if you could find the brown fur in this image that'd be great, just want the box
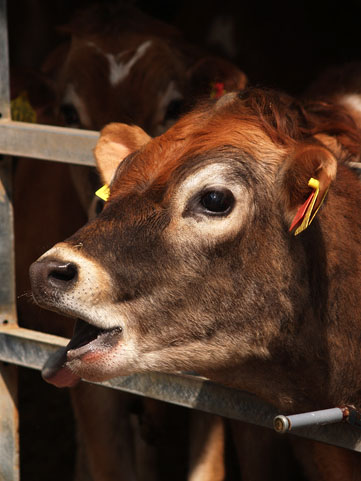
[30,87,361,480]
[98,89,360,203]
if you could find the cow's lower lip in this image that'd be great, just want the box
[42,319,122,387]
[67,319,123,361]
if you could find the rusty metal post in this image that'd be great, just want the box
[0,0,20,479]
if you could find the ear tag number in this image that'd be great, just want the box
[95,184,110,202]
[290,178,328,236]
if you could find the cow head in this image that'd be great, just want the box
[44,3,247,135]
[42,3,247,219]
[30,89,361,411]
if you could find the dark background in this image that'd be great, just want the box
[8,0,361,95]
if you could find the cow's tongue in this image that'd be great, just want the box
[42,319,122,388]
[42,346,80,388]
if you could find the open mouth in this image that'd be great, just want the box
[42,319,123,388]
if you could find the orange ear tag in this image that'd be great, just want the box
[290,178,328,236]
[95,184,110,202]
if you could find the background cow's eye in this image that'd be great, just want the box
[164,99,183,121]
[95,198,105,215]
[200,189,234,214]
[60,103,80,127]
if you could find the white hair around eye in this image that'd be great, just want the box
[167,162,253,243]
[62,84,92,128]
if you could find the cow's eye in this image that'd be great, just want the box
[164,99,183,121]
[60,103,80,127]
[200,189,234,214]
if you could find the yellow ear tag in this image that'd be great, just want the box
[11,91,37,123]
[293,177,324,236]
[95,184,110,202]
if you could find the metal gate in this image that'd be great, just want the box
[1,1,361,478]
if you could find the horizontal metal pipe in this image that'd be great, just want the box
[0,326,277,426]
[1,325,361,451]
[0,120,98,165]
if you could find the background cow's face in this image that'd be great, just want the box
[44,4,247,136]
[39,4,247,224]
[30,91,339,408]
[53,33,187,134]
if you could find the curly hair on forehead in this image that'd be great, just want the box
[237,87,361,156]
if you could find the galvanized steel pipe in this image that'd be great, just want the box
[274,407,347,433]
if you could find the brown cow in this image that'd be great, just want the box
[15,4,247,480]
[30,87,361,480]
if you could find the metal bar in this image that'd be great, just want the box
[0,326,67,370]
[1,326,361,452]
[0,120,98,165]
[0,327,278,429]
[0,0,10,120]
[0,157,17,324]
[274,408,346,433]
[0,0,19,471]
[0,155,19,481]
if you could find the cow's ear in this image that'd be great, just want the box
[187,57,247,99]
[94,123,151,184]
[281,144,337,234]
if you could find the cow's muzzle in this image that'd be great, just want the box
[29,258,78,302]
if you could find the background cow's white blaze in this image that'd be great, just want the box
[105,40,152,86]
[62,83,92,128]
[155,80,184,135]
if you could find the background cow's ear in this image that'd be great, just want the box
[280,144,337,228]
[187,56,247,99]
[94,123,151,184]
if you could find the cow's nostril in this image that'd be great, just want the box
[48,262,78,286]
[30,259,79,298]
